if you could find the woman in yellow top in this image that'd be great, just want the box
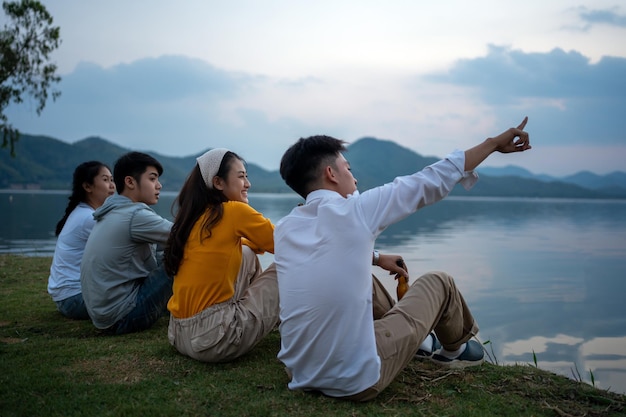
[164,148,279,363]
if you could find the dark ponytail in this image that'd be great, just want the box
[55,161,109,236]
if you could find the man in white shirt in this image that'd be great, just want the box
[274,117,531,401]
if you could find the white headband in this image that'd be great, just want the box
[196,148,229,188]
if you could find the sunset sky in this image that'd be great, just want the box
[4,0,626,176]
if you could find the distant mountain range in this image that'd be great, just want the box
[476,164,626,192]
[1,134,625,199]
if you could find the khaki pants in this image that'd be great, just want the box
[345,271,479,401]
[168,246,280,363]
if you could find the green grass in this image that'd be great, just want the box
[1,254,625,417]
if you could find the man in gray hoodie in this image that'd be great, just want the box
[80,151,173,335]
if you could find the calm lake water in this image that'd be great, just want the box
[2,190,625,395]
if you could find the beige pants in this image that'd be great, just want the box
[168,246,280,363]
[345,271,479,401]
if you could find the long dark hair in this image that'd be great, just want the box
[55,161,110,236]
[164,151,244,277]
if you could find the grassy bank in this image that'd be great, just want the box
[1,254,624,416]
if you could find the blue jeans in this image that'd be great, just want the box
[55,293,90,320]
[112,264,173,335]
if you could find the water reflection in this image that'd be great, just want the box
[502,334,626,393]
[1,190,625,394]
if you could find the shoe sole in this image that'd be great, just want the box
[430,356,485,369]
[414,351,434,360]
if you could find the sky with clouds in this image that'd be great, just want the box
[4,0,626,176]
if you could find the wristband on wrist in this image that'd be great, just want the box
[372,250,380,266]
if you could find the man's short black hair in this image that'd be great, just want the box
[113,151,163,192]
[280,135,348,198]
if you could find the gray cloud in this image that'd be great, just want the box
[579,7,626,29]
[426,45,626,101]
[425,45,626,146]
[64,55,252,102]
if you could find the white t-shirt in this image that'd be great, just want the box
[48,202,95,301]
[275,150,476,397]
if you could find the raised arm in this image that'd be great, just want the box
[464,117,531,172]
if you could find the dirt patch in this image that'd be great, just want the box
[62,354,167,385]
[0,337,27,344]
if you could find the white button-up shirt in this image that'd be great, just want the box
[275,150,477,397]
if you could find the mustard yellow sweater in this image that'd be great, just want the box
[167,201,274,318]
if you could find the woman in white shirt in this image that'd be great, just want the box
[48,161,115,319]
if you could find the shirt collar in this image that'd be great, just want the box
[304,188,360,204]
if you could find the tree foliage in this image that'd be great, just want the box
[0,0,61,156]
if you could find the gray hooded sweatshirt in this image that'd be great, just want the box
[80,194,172,329]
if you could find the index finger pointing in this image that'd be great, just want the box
[517,116,528,130]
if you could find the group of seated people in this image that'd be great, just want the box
[46,118,531,401]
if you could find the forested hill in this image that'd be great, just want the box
[1,134,625,199]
